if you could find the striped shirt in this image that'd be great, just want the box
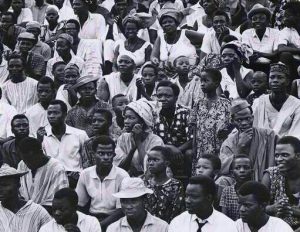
[18,158,69,206]
[0,200,51,232]
[2,77,38,114]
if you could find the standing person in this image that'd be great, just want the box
[0,165,51,232]
[18,137,69,213]
[30,0,49,24]
[189,68,231,176]
[2,52,38,114]
[236,181,293,232]
[10,0,33,24]
[107,177,169,232]
[169,175,237,232]
[40,188,102,232]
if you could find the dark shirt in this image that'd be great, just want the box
[1,138,21,168]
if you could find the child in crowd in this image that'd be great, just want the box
[220,154,253,220]
[111,94,129,140]
[144,146,185,223]
[51,61,66,90]
[246,71,269,106]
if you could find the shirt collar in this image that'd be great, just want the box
[90,165,117,180]
[191,208,218,225]
[45,125,73,137]
[121,212,154,228]
[252,27,270,38]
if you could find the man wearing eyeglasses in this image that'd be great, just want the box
[75,135,129,230]
[219,99,278,181]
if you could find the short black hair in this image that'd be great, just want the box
[277,136,300,154]
[11,114,29,128]
[189,175,216,197]
[201,68,222,84]
[48,100,68,115]
[213,10,230,23]
[238,181,270,204]
[66,19,81,31]
[38,76,55,91]
[19,137,43,154]
[222,34,238,43]
[52,61,66,73]
[92,108,113,126]
[142,63,158,76]
[7,51,25,67]
[92,135,116,152]
[150,146,172,162]
[230,154,252,170]
[173,55,189,67]
[112,94,127,107]
[54,188,78,208]
[156,80,180,97]
[200,154,221,171]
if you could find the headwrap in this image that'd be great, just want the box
[158,5,184,25]
[122,14,142,28]
[18,32,36,41]
[230,99,251,115]
[125,99,155,128]
[270,62,290,76]
[46,5,59,14]
[64,63,80,74]
[221,41,253,64]
[117,52,137,66]
[140,61,157,74]
[26,21,41,30]
[58,33,74,45]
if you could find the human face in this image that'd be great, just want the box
[52,198,75,225]
[113,96,129,114]
[65,22,79,38]
[232,158,252,183]
[239,194,263,224]
[269,71,289,93]
[142,67,157,86]
[185,184,211,214]
[95,144,115,168]
[92,112,109,135]
[202,0,217,14]
[123,109,143,132]
[19,39,35,53]
[250,72,268,93]
[124,22,138,39]
[26,28,40,38]
[195,158,215,178]
[0,15,14,31]
[115,0,127,16]
[156,86,177,109]
[118,56,135,75]
[47,104,66,126]
[77,82,96,101]
[232,108,253,132]
[275,144,297,173]
[213,15,227,33]
[200,71,218,93]
[161,16,177,34]
[53,63,66,85]
[251,13,268,31]
[46,10,59,24]
[64,69,79,86]
[56,38,71,57]
[11,0,23,12]
[8,58,24,77]
[147,150,167,175]
[0,177,19,202]
[221,48,240,66]
[283,9,296,28]
[120,197,146,219]
[175,57,190,75]
[37,83,55,104]
[12,118,29,138]
[54,0,64,8]
[72,0,87,15]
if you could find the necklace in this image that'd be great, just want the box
[165,31,179,59]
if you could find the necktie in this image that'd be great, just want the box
[196,219,207,232]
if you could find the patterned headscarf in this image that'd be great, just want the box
[270,62,290,76]
[122,14,142,28]
[58,33,74,45]
[221,41,253,64]
[158,6,184,25]
[117,53,137,66]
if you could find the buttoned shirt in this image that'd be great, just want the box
[31,3,49,24]
[107,212,169,232]
[241,27,280,63]
[42,125,89,172]
[168,209,238,232]
[76,165,129,214]
[39,211,102,232]
[201,27,241,54]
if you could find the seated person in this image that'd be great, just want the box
[236,181,293,232]
[76,136,129,229]
[111,94,129,140]
[246,71,269,106]
[40,188,102,232]
[51,61,66,91]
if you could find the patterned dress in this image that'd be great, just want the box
[144,178,185,223]
[189,97,231,176]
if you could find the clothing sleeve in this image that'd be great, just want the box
[106,222,118,232]
[200,33,211,54]
[75,172,90,207]
[278,29,289,46]
[84,40,103,76]
[168,217,180,232]
[89,217,102,232]
[219,187,227,207]
[288,106,300,139]
[219,134,236,175]
[273,29,282,51]
[241,31,251,49]
[37,206,52,229]
[114,135,129,166]
[96,15,107,41]
[22,8,33,22]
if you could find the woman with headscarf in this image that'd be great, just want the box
[220,40,254,99]
[115,99,164,176]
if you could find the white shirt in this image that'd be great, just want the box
[42,125,89,172]
[0,60,9,86]
[39,211,102,232]
[0,102,16,138]
[16,8,33,24]
[201,27,241,54]
[168,210,238,232]
[76,165,129,214]
[279,27,300,59]
[235,216,293,232]
[26,103,49,137]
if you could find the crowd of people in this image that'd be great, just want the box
[0,0,300,231]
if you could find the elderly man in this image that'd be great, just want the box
[40,188,101,232]
[0,165,51,231]
[18,137,69,213]
[253,63,300,138]
[220,100,277,181]
[46,33,84,79]
[107,177,169,232]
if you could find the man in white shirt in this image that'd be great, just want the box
[40,187,102,232]
[169,175,237,232]
[236,181,293,232]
